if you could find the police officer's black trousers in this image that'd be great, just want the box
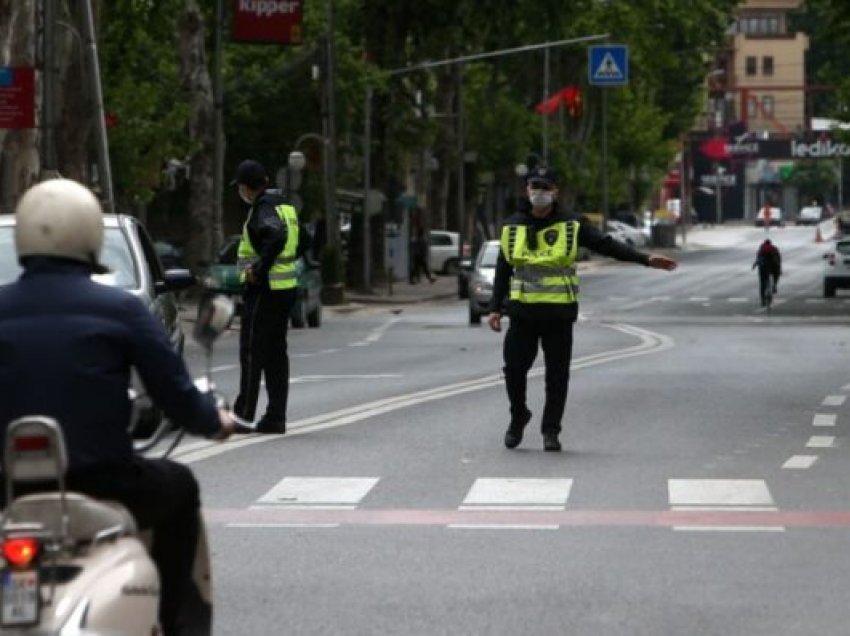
[234,286,296,424]
[503,316,574,434]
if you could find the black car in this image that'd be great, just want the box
[0,214,196,435]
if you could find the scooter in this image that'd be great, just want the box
[0,294,235,635]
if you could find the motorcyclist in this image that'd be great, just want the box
[0,178,234,635]
[753,238,782,306]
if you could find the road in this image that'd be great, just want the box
[172,225,850,635]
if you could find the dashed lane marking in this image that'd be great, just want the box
[806,436,835,448]
[822,395,846,406]
[782,455,818,469]
[813,413,837,427]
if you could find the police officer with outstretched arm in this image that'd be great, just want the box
[231,159,310,433]
[487,168,677,452]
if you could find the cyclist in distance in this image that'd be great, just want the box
[753,238,782,307]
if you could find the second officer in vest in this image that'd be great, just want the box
[487,167,677,451]
[232,159,310,433]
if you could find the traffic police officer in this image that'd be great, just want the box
[232,159,309,433]
[487,167,677,451]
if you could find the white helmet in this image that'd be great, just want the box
[14,179,106,271]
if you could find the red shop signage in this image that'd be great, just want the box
[232,0,303,44]
[0,67,35,130]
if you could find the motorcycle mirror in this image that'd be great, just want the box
[193,294,235,350]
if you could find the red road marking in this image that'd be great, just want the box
[205,508,850,529]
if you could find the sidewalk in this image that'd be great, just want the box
[343,273,458,307]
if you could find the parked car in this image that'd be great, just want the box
[468,240,501,325]
[429,230,470,275]
[154,240,185,269]
[822,238,850,297]
[606,219,649,248]
[0,213,196,436]
[796,205,823,226]
[206,234,322,328]
[755,207,784,227]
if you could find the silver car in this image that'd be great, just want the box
[468,240,501,324]
[0,213,196,435]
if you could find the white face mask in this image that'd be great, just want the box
[529,189,554,208]
[238,186,254,205]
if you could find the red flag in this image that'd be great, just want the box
[534,91,563,115]
[534,85,583,117]
[562,85,582,118]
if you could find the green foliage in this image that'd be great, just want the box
[100,0,190,205]
[786,160,838,202]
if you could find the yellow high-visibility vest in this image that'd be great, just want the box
[499,220,580,304]
[237,204,299,289]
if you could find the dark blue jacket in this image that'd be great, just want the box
[0,258,220,472]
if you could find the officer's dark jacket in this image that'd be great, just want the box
[489,201,651,322]
[242,188,311,291]
[0,258,220,472]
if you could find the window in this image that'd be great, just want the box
[766,16,779,33]
[745,57,757,76]
[762,96,774,116]
[747,97,757,119]
[762,56,774,76]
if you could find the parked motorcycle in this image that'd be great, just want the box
[0,294,235,635]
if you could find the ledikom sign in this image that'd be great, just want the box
[232,0,303,44]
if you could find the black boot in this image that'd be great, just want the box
[504,409,532,449]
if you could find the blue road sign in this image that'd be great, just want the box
[588,45,629,86]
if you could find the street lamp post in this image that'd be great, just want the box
[714,163,725,225]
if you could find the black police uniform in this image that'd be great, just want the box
[0,257,222,635]
[233,188,310,431]
[489,201,652,441]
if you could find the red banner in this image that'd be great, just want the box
[232,0,303,44]
[0,67,35,130]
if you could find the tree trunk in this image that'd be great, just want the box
[0,0,39,211]
[56,0,93,183]
[178,0,217,272]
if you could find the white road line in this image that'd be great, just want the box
[689,297,709,302]
[256,477,379,508]
[806,435,835,448]
[728,298,749,303]
[461,478,574,509]
[782,455,818,469]
[822,395,846,406]
[674,526,785,533]
[813,413,837,427]
[291,374,401,385]
[175,323,674,464]
[226,523,340,529]
[349,317,401,347]
[668,479,775,507]
[447,524,559,530]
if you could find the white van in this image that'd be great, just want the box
[755,207,783,227]
[796,206,823,226]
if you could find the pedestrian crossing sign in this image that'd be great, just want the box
[588,44,629,86]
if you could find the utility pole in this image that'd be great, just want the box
[42,0,58,173]
[542,46,550,164]
[323,0,340,249]
[456,63,466,269]
[80,0,114,212]
[362,85,372,292]
[212,0,224,257]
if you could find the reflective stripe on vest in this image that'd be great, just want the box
[238,204,299,289]
[500,220,580,304]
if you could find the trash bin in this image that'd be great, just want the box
[651,224,676,248]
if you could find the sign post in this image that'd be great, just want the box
[588,44,629,224]
[0,67,35,130]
